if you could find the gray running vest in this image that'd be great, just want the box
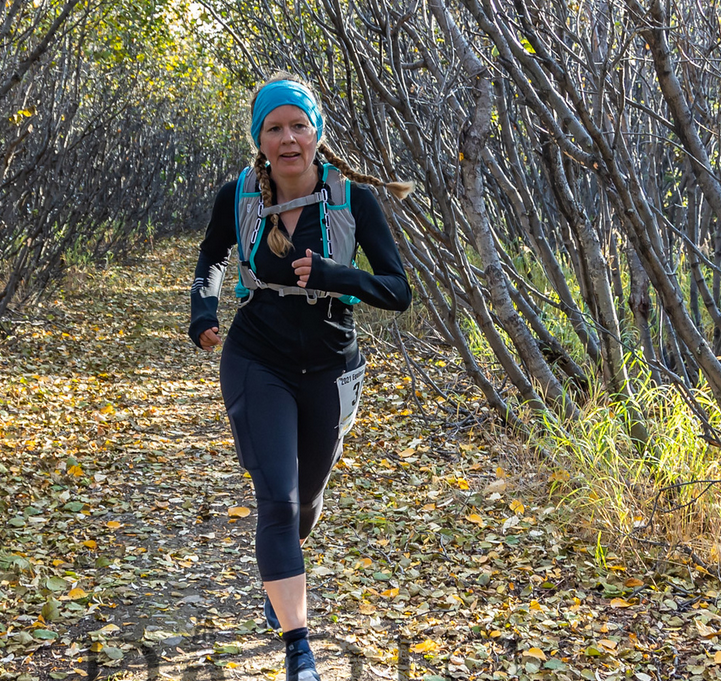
[234,163,360,307]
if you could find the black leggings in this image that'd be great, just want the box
[220,340,357,581]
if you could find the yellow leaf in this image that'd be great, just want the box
[598,639,617,651]
[359,602,375,614]
[97,624,120,634]
[422,503,436,511]
[456,478,469,490]
[225,662,239,669]
[609,598,631,608]
[489,630,502,638]
[529,600,542,611]
[68,465,83,477]
[83,540,97,550]
[696,619,719,638]
[68,588,88,600]
[466,513,485,525]
[550,469,570,482]
[381,588,399,598]
[72,668,88,677]
[398,448,415,458]
[228,506,251,518]
[410,639,437,653]
[90,642,103,652]
[100,405,115,415]
[509,499,525,515]
[624,578,644,587]
[106,521,122,529]
[523,648,547,661]
[495,467,506,478]
[357,558,373,569]
[714,650,721,664]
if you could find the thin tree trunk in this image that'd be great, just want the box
[460,80,578,420]
[626,242,662,386]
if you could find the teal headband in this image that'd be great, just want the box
[250,80,323,147]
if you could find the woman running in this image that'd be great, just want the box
[189,73,412,681]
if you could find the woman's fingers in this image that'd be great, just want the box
[200,327,221,351]
[292,249,314,287]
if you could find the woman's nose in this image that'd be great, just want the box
[281,127,296,142]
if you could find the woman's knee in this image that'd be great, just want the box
[258,497,300,531]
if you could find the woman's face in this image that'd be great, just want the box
[258,105,318,186]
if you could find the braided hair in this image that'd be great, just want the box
[318,143,414,201]
[253,150,291,258]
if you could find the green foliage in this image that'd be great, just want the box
[532,368,721,561]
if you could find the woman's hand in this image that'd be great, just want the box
[199,326,221,351]
[292,249,314,288]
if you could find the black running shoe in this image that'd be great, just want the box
[285,638,320,681]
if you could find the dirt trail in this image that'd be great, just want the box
[1,235,717,681]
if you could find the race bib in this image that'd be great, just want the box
[336,358,366,439]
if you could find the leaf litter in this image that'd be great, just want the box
[0,234,719,681]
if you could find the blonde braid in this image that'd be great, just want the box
[254,151,293,258]
[318,143,414,200]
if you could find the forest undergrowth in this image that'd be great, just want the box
[1,234,720,681]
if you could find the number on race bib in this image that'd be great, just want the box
[336,359,366,439]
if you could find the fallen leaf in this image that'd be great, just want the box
[502,515,520,533]
[695,619,719,638]
[509,499,525,515]
[228,506,251,518]
[485,479,506,495]
[609,598,632,608]
[523,647,547,661]
[410,639,438,653]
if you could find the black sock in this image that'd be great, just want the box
[283,627,308,646]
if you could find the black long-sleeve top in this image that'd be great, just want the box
[189,165,411,372]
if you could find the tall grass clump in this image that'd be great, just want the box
[531,375,721,565]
